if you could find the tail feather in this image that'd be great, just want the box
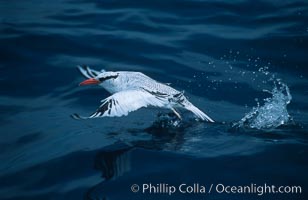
[184,103,214,122]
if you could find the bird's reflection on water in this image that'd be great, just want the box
[94,113,191,176]
[85,113,199,199]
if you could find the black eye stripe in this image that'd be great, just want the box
[98,74,118,82]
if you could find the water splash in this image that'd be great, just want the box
[149,111,202,130]
[233,81,292,130]
[152,112,183,128]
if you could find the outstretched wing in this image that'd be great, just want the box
[72,90,166,119]
[77,65,105,78]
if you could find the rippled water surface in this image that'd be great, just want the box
[1,0,308,199]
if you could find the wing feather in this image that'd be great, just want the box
[72,90,166,119]
[77,65,104,78]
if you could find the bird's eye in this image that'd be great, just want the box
[98,74,118,82]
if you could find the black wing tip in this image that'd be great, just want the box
[71,113,83,120]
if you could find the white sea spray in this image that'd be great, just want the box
[234,81,292,130]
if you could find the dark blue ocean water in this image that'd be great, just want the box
[1,0,308,199]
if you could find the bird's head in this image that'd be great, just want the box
[79,72,119,86]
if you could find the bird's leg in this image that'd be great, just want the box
[171,108,182,120]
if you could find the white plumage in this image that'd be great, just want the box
[72,66,214,122]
